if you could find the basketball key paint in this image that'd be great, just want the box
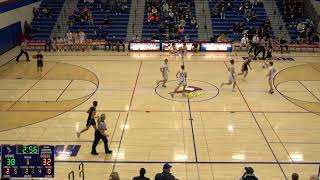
[0,145,81,157]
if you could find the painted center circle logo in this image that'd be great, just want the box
[155,80,219,102]
[185,86,205,98]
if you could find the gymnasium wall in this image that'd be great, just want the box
[0,0,41,54]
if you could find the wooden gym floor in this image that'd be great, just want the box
[0,47,319,179]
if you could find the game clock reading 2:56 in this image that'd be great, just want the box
[1,145,54,178]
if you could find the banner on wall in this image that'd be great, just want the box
[201,43,232,52]
[162,42,193,51]
[129,42,161,51]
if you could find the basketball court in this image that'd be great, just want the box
[0,48,319,179]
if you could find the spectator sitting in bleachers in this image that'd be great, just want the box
[33,7,52,18]
[233,23,241,34]
[297,22,306,39]
[250,10,256,22]
[41,7,52,17]
[96,25,107,38]
[33,7,40,18]
[238,3,244,15]
[104,15,111,25]
[226,0,233,11]
[217,33,227,42]
[280,0,304,25]
[220,4,225,19]
[73,8,81,23]
[190,17,198,29]
[112,0,128,14]
[132,34,140,42]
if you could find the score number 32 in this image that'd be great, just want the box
[42,158,52,166]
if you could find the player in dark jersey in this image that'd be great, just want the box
[36,51,44,73]
[238,57,252,79]
[77,101,98,138]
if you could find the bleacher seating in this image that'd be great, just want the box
[68,0,131,40]
[274,0,305,40]
[209,0,272,41]
[31,0,65,40]
[142,0,198,41]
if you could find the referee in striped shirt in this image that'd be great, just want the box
[91,113,112,155]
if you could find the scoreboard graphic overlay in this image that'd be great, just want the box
[1,145,54,178]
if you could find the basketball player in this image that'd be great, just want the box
[35,51,43,73]
[221,59,236,92]
[77,101,98,138]
[266,61,276,94]
[169,42,178,54]
[238,57,252,79]
[79,30,86,51]
[56,37,65,51]
[73,32,79,50]
[169,65,187,98]
[157,59,169,87]
[179,43,187,64]
[66,30,73,51]
[91,113,112,155]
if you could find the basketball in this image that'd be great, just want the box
[33,55,36,59]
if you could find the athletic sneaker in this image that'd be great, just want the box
[170,93,174,98]
[91,152,98,155]
[106,150,112,154]
[76,132,80,138]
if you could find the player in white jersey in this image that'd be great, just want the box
[73,32,79,50]
[56,37,65,51]
[66,30,73,51]
[170,65,187,98]
[169,42,178,54]
[221,59,236,92]
[266,61,276,94]
[79,30,86,51]
[179,43,187,64]
[157,58,169,87]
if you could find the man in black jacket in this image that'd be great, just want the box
[133,168,150,180]
[155,163,176,180]
[239,167,258,180]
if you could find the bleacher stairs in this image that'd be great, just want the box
[262,0,290,40]
[194,0,213,40]
[126,0,146,41]
[51,0,79,39]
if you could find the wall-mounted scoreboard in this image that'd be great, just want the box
[1,145,54,178]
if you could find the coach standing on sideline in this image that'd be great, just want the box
[91,113,112,155]
[16,38,30,62]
